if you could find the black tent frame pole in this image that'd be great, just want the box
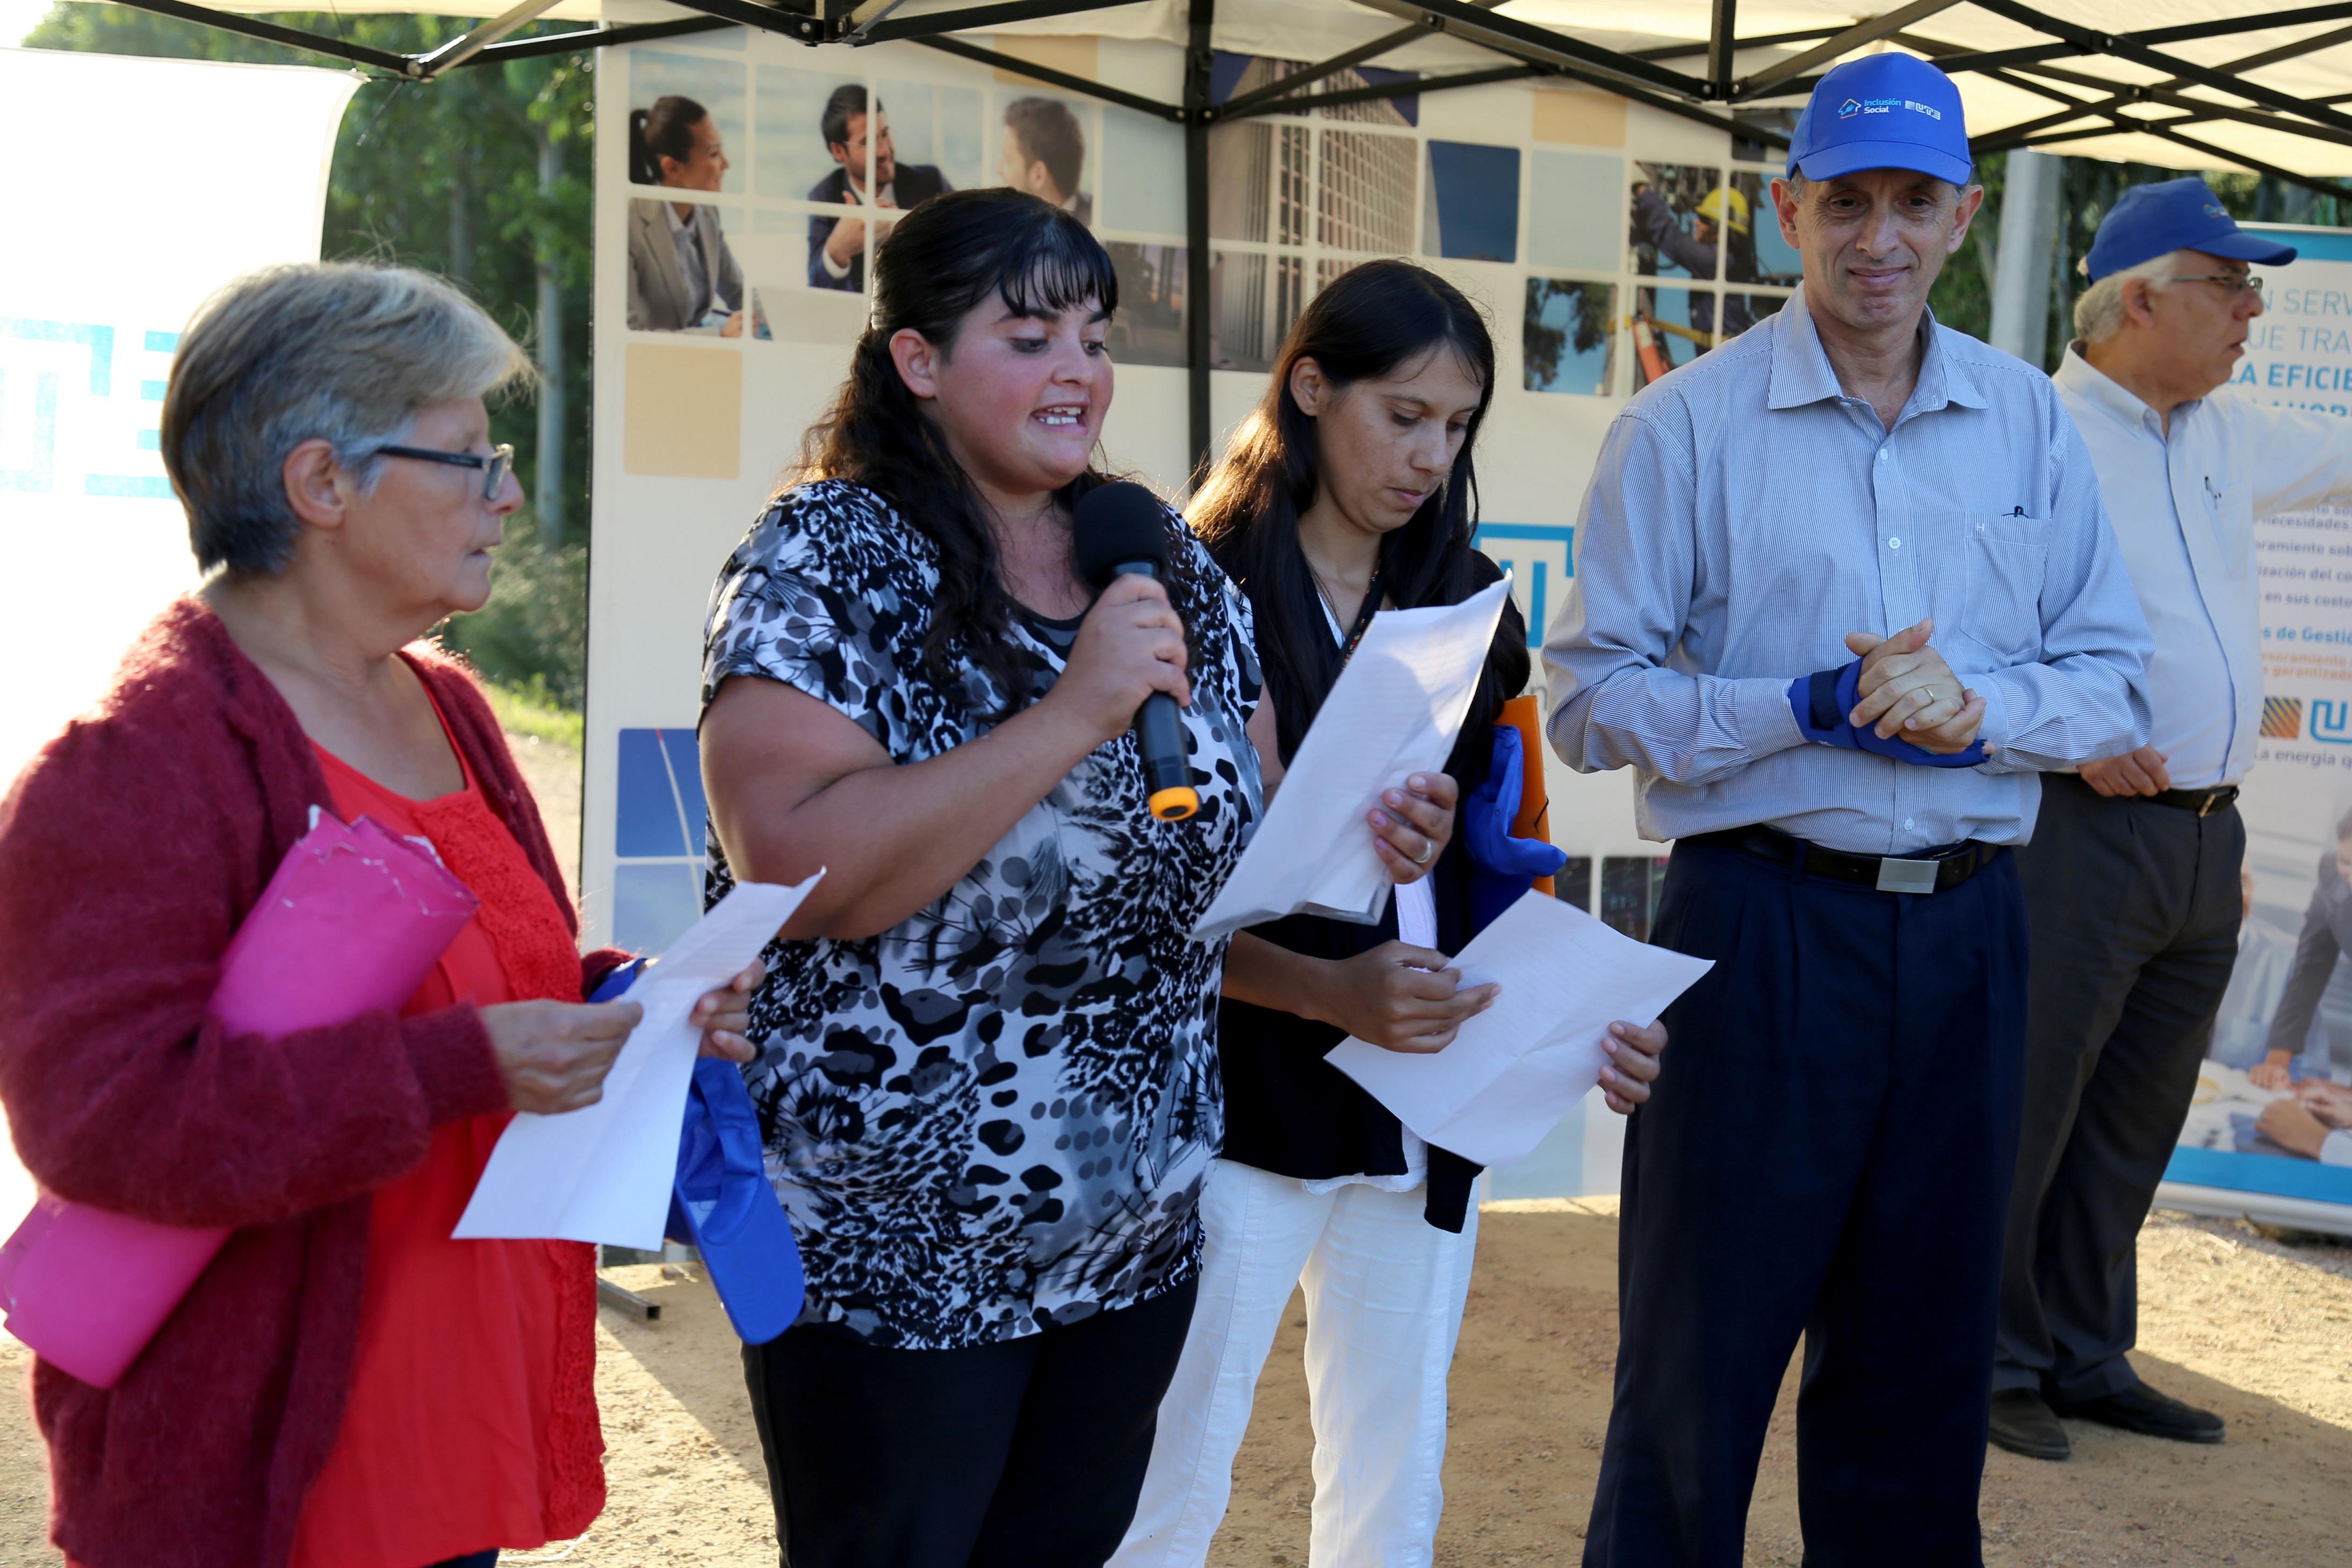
[474,15,738,64]
[911,34,1184,117]
[81,0,2352,182]
[1184,0,1215,486]
[109,0,415,72]
[1214,19,1427,114]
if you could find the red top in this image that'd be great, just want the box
[0,601,629,1568]
[290,735,604,1567]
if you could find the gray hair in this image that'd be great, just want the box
[161,262,532,576]
[2074,249,2184,344]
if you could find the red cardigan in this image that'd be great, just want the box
[0,600,627,1568]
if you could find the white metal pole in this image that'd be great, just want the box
[1990,149,2062,367]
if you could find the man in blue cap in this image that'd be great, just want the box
[1994,178,2352,1462]
[1548,52,2152,1563]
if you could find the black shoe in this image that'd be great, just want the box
[1989,1389,2069,1461]
[2053,1382,2226,1445]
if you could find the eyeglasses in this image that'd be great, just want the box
[2162,273,2264,299]
[371,442,516,501]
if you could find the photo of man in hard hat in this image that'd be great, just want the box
[1629,167,1755,344]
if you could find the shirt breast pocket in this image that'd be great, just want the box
[1958,512,2049,664]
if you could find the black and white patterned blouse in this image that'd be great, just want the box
[701,479,1264,1349]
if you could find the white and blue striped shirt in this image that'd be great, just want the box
[1545,286,2152,855]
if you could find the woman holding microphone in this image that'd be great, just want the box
[1116,260,1668,1567]
[699,189,1403,1567]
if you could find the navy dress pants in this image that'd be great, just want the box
[1584,835,2029,1568]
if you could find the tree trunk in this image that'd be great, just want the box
[448,174,473,288]
[534,131,566,541]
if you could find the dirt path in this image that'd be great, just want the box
[4,1208,2349,1565]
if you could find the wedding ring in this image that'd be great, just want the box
[1412,841,1434,865]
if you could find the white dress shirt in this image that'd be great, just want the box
[661,200,715,322]
[819,179,896,281]
[2054,346,2352,787]
[1547,287,2152,854]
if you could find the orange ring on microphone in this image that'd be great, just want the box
[1149,785,1200,821]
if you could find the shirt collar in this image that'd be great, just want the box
[1766,284,1986,416]
[2054,342,2192,432]
[662,200,693,236]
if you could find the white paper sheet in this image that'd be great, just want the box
[1192,577,1512,942]
[454,875,820,1250]
[1325,891,1713,1168]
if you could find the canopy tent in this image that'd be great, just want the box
[119,0,2352,182]
[105,0,2352,468]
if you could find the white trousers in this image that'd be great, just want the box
[1111,1157,1480,1568]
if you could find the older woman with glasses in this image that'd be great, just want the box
[0,262,760,1568]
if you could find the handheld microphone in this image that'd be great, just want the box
[1073,482,1199,822]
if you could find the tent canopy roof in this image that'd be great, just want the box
[126,0,2352,180]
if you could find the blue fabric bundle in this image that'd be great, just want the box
[1788,659,1986,769]
[1461,724,1570,933]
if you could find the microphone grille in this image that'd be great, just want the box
[1073,481,1174,587]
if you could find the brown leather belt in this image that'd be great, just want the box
[1691,825,2004,895]
[2149,785,2238,817]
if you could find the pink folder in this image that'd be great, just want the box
[0,811,478,1388]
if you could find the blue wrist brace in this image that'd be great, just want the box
[1787,660,1986,769]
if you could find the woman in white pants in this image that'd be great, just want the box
[1114,261,1668,1568]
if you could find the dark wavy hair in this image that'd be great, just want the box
[1191,259,1527,775]
[792,186,1132,714]
[630,95,706,187]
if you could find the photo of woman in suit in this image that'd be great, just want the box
[627,95,747,336]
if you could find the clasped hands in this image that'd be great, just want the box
[1843,618,1988,757]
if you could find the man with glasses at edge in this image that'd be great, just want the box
[1992,179,2352,1463]
[1548,53,2152,1564]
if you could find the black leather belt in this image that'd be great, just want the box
[2151,785,2238,817]
[1692,825,2004,895]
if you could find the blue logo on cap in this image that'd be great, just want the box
[1839,98,1862,118]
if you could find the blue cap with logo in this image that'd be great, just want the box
[1786,53,1972,186]
[2084,176,2296,281]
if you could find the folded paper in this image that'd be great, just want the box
[454,876,817,1252]
[1325,891,1712,1168]
[1193,578,1511,941]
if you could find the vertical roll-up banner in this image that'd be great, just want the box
[0,45,358,1235]
[2164,224,2352,1236]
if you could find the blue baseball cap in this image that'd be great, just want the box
[2084,177,2297,281]
[1786,53,1972,186]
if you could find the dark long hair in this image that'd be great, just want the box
[630,95,706,186]
[1191,260,1527,774]
[793,187,1125,713]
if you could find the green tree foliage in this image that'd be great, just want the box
[25,3,592,700]
[1931,151,2338,371]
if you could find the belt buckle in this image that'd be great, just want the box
[2198,792,2223,818]
[1874,856,1940,895]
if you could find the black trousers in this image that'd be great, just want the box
[1584,835,2028,1568]
[741,1280,1196,1568]
[1995,776,2244,1403]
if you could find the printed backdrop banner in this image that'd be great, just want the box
[0,45,355,1237]
[585,26,1792,1196]
[2163,225,2352,1235]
